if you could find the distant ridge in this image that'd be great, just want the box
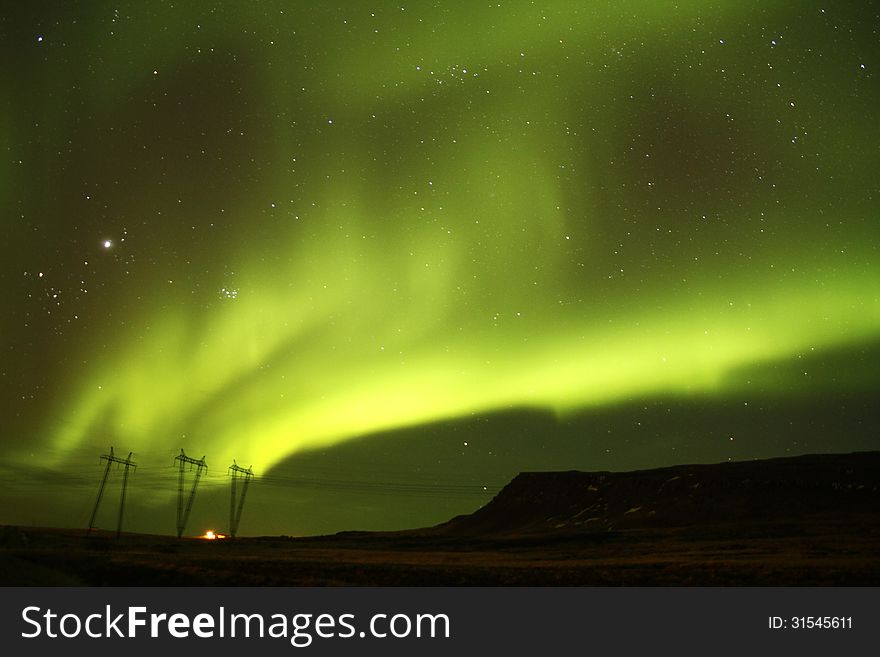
[434,452,880,536]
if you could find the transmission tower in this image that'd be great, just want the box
[87,446,137,538]
[228,461,254,538]
[175,449,207,538]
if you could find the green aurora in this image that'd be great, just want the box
[1,1,878,534]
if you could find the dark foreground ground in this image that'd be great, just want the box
[1,516,877,586]
[2,452,878,585]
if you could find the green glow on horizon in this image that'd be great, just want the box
[47,244,880,471]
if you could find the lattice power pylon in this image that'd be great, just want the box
[175,449,207,538]
[228,461,254,538]
[87,446,137,538]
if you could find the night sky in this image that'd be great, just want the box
[1,1,878,537]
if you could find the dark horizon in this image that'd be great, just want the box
[3,449,878,586]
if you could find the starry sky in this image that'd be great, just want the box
[1,1,878,537]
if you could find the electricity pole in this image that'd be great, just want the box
[175,449,207,538]
[228,461,254,538]
[87,446,137,537]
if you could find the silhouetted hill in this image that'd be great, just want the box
[2,453,879,585]
[434,452,880,536]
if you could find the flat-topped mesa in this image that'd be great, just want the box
[436,452,880,537]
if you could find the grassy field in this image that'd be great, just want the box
[2,516,877,586]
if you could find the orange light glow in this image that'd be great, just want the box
[201,530,226,540]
